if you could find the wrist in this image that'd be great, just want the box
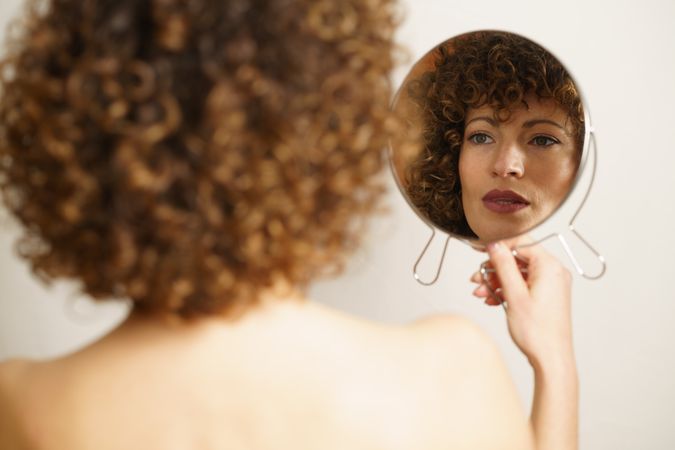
[529,350,577,381]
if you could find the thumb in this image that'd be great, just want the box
[487,241,529,307]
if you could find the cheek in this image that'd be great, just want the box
[458,150,477,195]
[554,156,578,193]
[530,156,577,203]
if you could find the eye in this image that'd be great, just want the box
[467,133,494,145]
[530,135,560,147]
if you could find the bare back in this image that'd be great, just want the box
[0,300,533,450]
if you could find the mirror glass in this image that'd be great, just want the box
[390,30,588,244]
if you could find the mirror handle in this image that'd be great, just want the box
[556,228,606,280]
[413,228,450,286]
[564,129,606,279]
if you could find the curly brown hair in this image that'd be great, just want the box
[0,0,400,318]
[404,31,584,238]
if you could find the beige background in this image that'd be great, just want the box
[2,1,674,449]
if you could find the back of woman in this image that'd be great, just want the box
[0,301,530,450]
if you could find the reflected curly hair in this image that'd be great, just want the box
[405,31,584,238]
[0,0,399,318]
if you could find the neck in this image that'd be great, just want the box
[123,279,308,330]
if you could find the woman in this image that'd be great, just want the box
[406,31,584,242]
[0,1,577,449]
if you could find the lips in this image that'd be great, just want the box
[481,189,530,213]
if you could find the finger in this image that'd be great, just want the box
[470,271,482,284]
[472,282,503,306]
[486,241,529,306]
[472,284,489,297]
[507,242,557,282]
[485,295,502,306]
[509,241,549,261]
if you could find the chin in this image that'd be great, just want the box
[474,226,527,243]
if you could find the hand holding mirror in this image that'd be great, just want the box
[389,30,605,297]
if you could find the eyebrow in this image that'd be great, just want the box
[465,116,497,127]
[465,117,571,137]
[522,119,569,135]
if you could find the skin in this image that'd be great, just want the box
[0,292,533,450]
[471,240,578,450]
[459,95,579,242]
[0,239,577,450]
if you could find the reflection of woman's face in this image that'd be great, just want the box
[459,95,579,243]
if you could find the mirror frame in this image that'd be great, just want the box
[389,29,594,249]
[388,29,605,283]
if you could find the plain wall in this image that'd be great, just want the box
[1,1,674,448]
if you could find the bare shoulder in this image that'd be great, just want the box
[411,313,486,338]
[409,314,504,369]
[0,359,29,450]
[407,315,534,450]
[411,314,500,358]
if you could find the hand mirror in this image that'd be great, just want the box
[389,30,605,288]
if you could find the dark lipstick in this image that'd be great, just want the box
[482,189,530,213]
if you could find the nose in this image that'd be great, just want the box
[491,141,524,178]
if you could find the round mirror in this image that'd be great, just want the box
[390,30,590,245]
